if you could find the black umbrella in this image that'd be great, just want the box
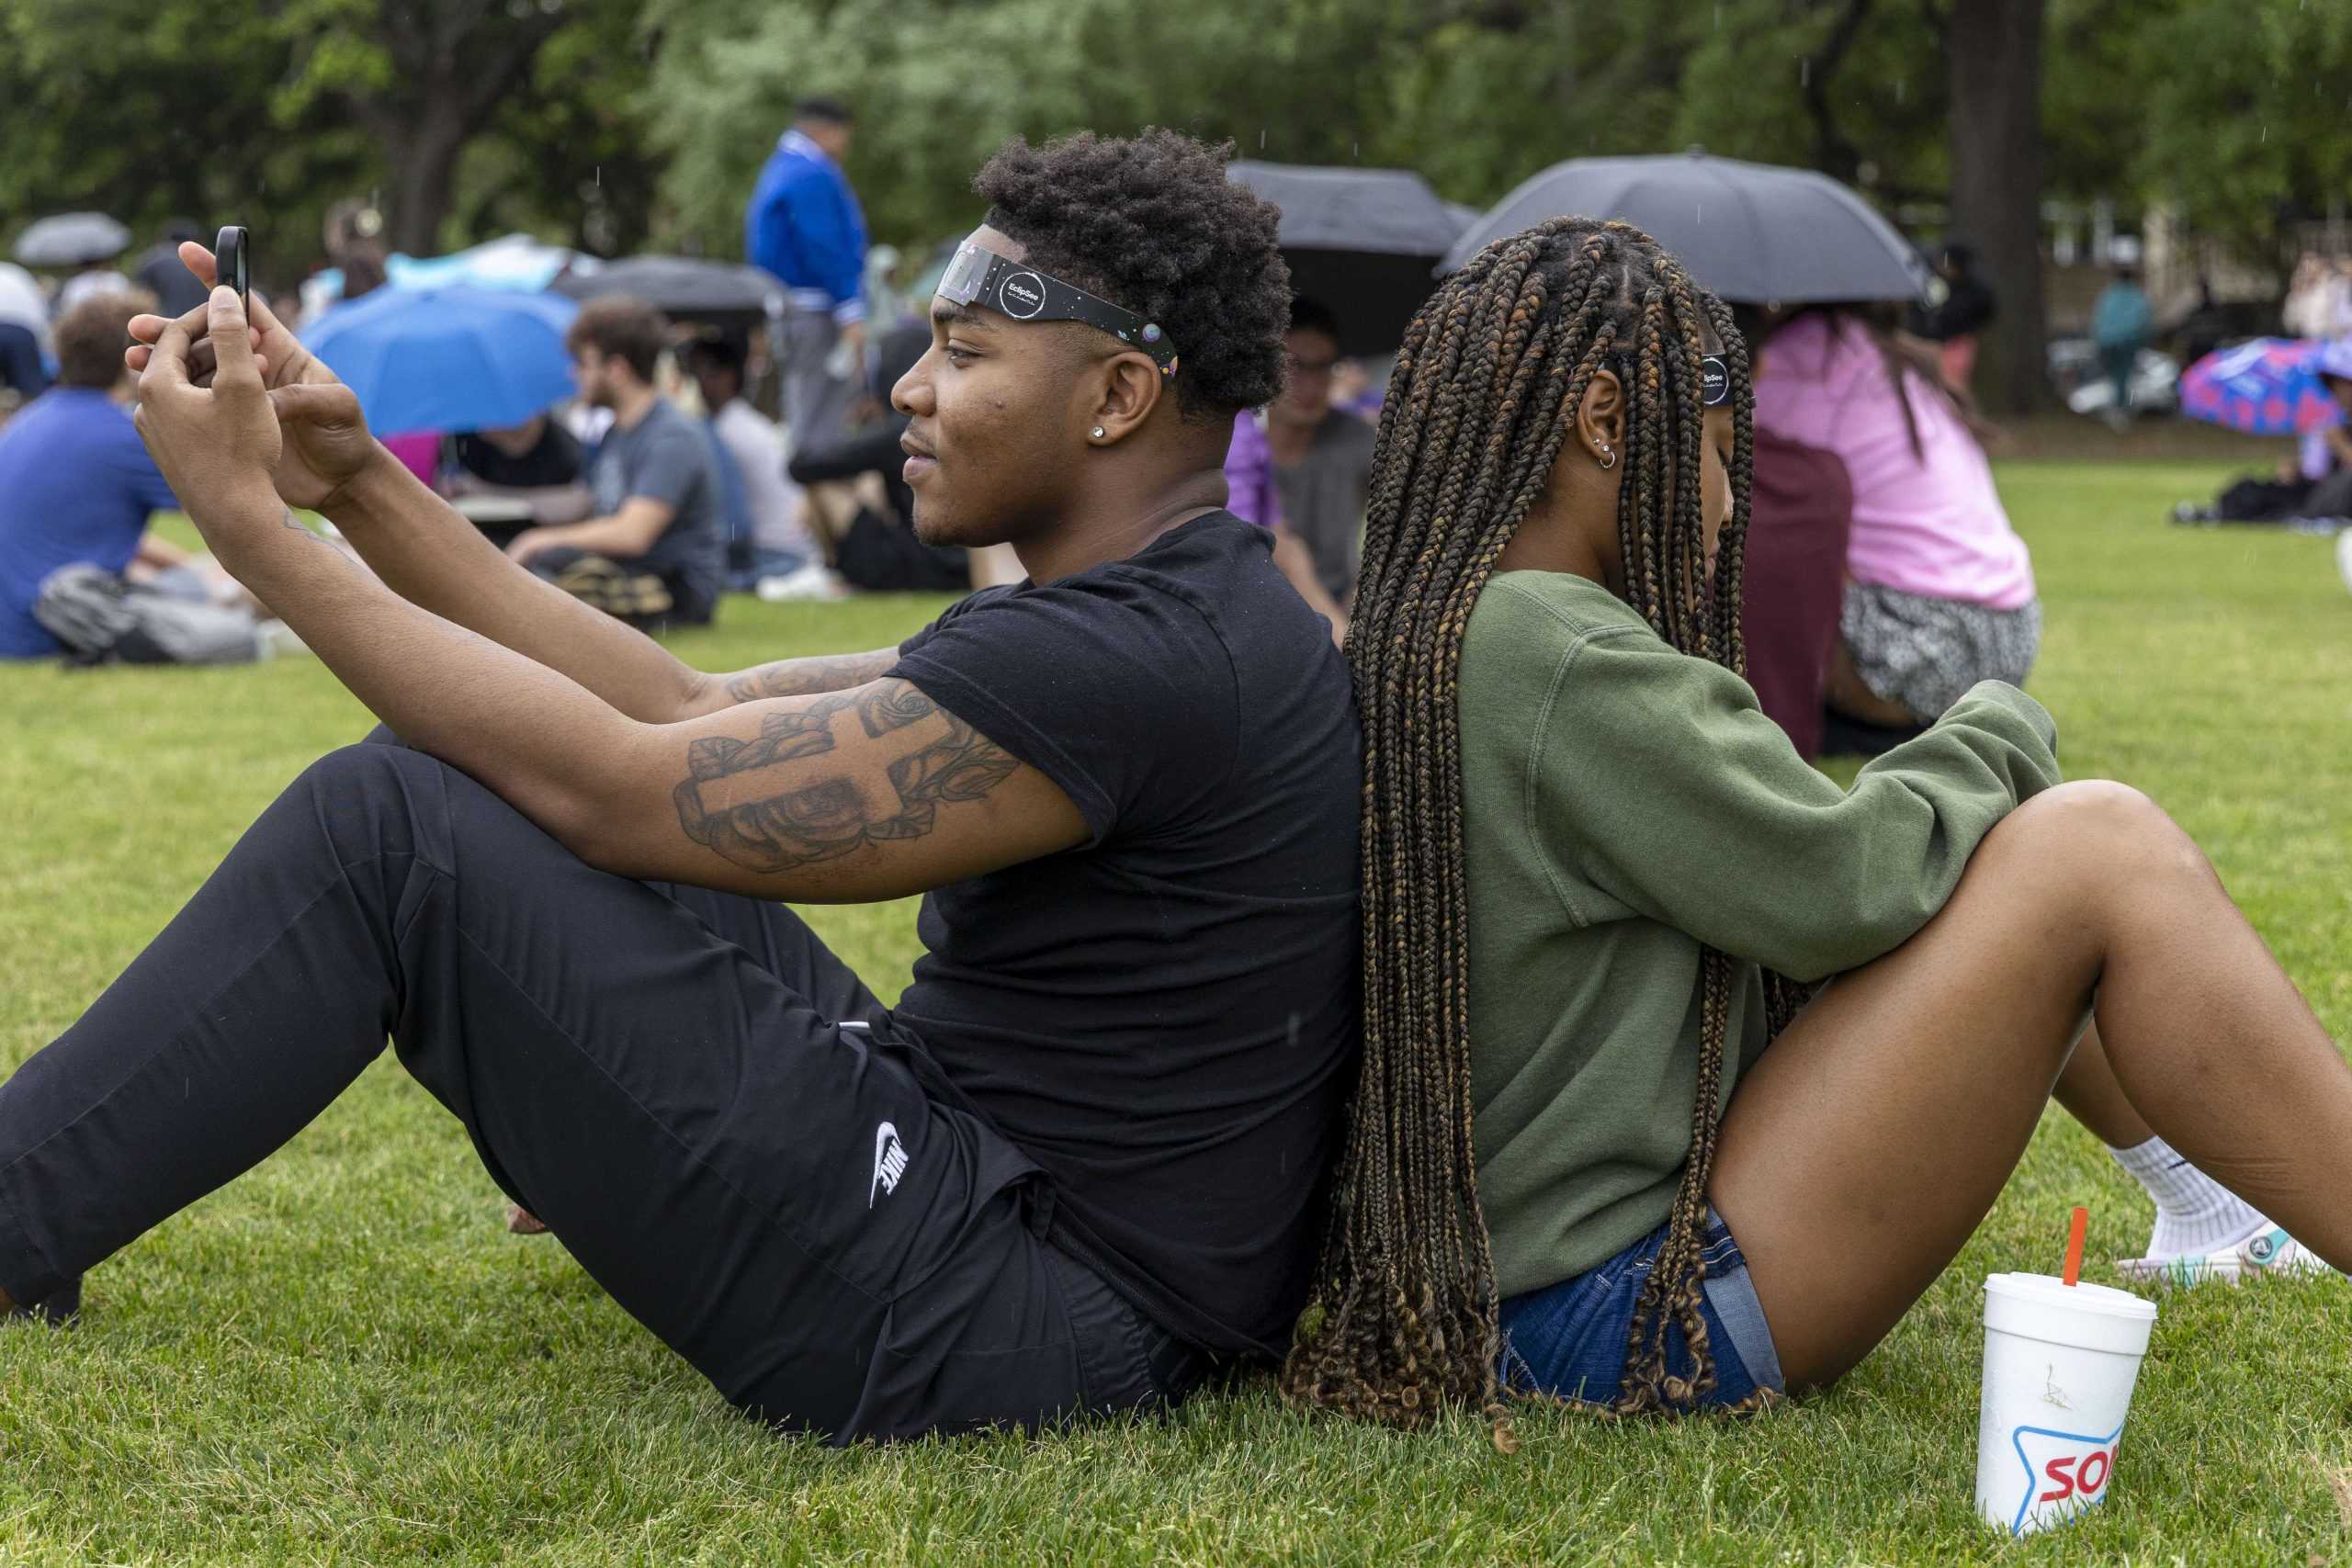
[1442,152,1931,306]
[550,256,782,330]
[14,212,130,268]
[1227,161,1468,358]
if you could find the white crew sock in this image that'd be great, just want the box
[2108,1135,2269,1258]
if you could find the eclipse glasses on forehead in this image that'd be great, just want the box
[937,242,1182,378]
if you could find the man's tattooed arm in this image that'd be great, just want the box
[717,648,902,707]
[672,679,1031,874]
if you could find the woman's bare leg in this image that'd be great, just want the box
[2054,1021,2155,1149]
[1709,780,2352,1392]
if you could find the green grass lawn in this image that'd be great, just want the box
[6,463,2352,1564]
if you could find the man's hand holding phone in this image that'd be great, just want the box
[124,239,384,514]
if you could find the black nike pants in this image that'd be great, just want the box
[0,729,1203,1441]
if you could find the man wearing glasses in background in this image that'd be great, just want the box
[1262,298,1375,639]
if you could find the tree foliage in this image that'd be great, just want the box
[0,0,652,286]
[2,0,2345,299]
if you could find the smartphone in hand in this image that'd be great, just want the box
[214,226,250,313]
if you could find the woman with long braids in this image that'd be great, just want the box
[1283,217,2352,1421]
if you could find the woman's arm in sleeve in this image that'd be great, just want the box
[1537,626,2061,982]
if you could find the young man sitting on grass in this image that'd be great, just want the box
[0,130,1362,1444]
[502,297,728,631]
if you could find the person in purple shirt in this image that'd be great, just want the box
[0,291,214,659]
[1221,407,1349,643]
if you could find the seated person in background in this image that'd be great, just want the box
[506,298,726,629]
[0,320,45,410]
[1909,242,1995,395]
[1751,304,2038,753]
[133,222,212,319]
[1265,299,1375,622]
[1732,305,1856,761]
[1221,405,1278,524]
[683,335,820,585]
[2174,344,2352,527]
[0,262,52,408]
[0,290,266,664]
[2290,355,2352,517]
[437,415,594,547]
[787,321,969,593]
[1220,404,1348,644]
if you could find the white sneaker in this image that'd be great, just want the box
[755,563,848,603]
[2115,1224,2340,1288]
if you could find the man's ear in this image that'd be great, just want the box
[1574,367,1626,468]
[1088,352,1168,445]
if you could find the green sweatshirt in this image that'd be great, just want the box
[1459,570,2063,1300]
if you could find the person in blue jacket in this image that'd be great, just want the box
[744,96,867,452]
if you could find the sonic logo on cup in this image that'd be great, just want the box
[2039,1446,2113,1505]
[2005,1422,2123,1535]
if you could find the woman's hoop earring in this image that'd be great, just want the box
[1599,446,1616,470]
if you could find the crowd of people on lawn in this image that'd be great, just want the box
[0,98,2045,763]
[4,128,2346,1451]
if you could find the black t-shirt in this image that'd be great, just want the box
[890,512,1361,1357]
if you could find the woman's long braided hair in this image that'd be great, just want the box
[1280,218,1808,1427]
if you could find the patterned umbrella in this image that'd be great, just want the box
[2178,337,2352,434]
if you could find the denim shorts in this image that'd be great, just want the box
[1498,1209,1785,1409]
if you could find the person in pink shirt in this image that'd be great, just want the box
[1750,307,2039,730]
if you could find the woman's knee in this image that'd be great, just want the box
[1980,781,2208,905]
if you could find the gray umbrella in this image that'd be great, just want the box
[1441,152,1931,305]
[14,211,131,268]
[1227,161,1469,358]
[550,255,781,330]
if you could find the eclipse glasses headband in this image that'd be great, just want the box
[937,243,1181,378]
[1599,349,1735,409]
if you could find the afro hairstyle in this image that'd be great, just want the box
[972,128,1291,422]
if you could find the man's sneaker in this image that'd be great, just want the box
[2115,1225,2339,1288]
[3,1276,82,1325]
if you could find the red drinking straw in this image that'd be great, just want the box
[2063,1205,2089,1287]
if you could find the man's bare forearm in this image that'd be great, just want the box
[326,448,711,723]
[706,649,902,712]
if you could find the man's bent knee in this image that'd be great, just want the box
[290,742,460,852]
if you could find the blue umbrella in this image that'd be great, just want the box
[301,286,580,436]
